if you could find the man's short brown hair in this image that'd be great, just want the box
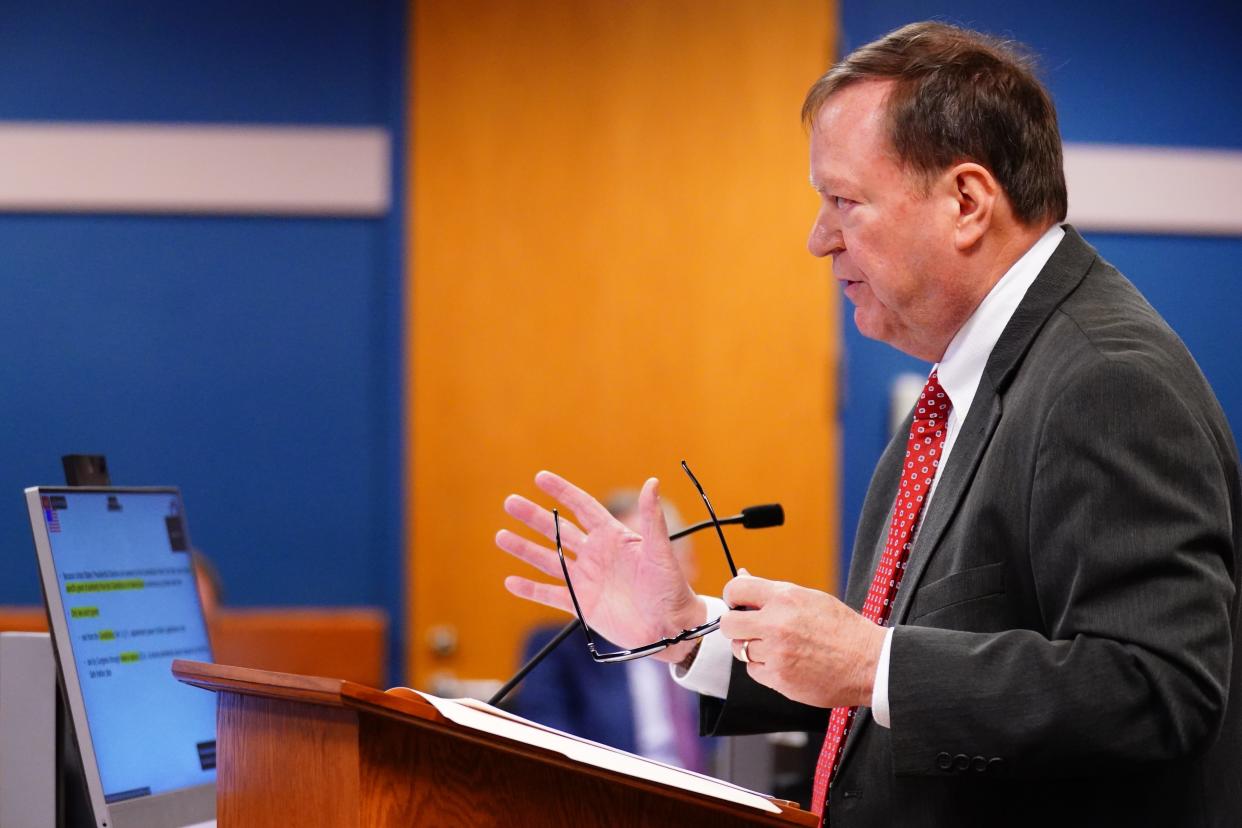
[803,22,1067,226]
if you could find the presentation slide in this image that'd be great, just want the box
[42,491,216,802]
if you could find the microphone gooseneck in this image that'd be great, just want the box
[488,502,784,707]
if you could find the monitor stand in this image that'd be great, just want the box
[58,669,96,828]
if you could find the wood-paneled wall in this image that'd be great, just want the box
[407,0,838,689]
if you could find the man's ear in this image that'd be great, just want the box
[949,162,999,250]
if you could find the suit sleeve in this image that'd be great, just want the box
[887,359,1237,777]
[700,656,830,736]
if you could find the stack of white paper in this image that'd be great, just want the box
[405,690,781,815]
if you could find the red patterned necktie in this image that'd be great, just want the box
[810,370,952,819]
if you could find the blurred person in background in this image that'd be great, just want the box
[512,490,710,773]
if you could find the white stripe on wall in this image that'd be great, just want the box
[0,126,1235,233]
[0,122,390,216]
[1064,143,1242,236]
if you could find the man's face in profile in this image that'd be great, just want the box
[805,80,970,360]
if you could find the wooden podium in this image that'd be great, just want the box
[173,660,816,827]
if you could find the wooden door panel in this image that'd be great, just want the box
[407,0,838,689]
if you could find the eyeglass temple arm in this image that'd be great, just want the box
[680,460,740,577]
[492,509,588,708]
[551,509,595,643]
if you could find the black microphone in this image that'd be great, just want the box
[667,503,783,540]
[741,503,784,529]
[488,503,784,707]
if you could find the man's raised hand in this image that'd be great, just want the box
[496,472,706,663]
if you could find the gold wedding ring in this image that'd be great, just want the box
[740,639,753,664]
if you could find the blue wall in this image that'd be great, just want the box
[6,1,1237,681]
[0,1,406,679]
[838,1,1242,586]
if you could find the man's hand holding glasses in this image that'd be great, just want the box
[498,461,887,711]
[496,463,731,665]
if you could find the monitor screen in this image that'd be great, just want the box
[36,489,216,804]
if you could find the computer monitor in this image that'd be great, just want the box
[26,487,216,828]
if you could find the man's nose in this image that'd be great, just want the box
[807,209,842,258]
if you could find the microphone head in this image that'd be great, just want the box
[740,503,784,529]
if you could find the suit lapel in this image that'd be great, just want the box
[886,225,1096,626]
[832,226,1098,772]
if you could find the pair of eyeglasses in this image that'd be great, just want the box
[554,460,740,662]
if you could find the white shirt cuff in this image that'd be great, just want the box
[870,626,894,728]
[669,595,732,699]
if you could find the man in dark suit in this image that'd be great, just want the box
[497,21,1241,826]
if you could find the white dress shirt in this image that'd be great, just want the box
[673,225,1066,730]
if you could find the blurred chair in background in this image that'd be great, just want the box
[189,549,388,688]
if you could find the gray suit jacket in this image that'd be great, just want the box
[703,227,1242,826]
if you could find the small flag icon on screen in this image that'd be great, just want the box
[42,496,61,533]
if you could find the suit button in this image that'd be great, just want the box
[971,755,987,772]
[987,757,1005,775]
[953,754,970,771]
[936,752,953,771]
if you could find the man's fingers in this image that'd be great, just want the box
[504,493,590,551]
[638,477,671,550]
[727,639,777,691]
[495,529,565,581]
[723,573,777,610]
[503,575,574,616]
[534,470,615,530]
[745,660,774,688]
[730,637,765,665]
[719,605,766,641]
